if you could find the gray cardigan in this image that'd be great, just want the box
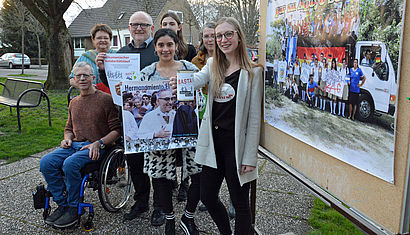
[193,58,263,186]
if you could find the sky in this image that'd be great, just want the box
[64,0,107,26]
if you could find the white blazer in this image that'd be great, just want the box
[193,58,263,186]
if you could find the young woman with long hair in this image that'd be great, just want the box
[171,17,263,235]
[160,12,196,62]
[139,28,201,235]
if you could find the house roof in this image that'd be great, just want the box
[68,0,167,37]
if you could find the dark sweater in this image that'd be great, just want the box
[99,41,159,87]
[183,44,197,62]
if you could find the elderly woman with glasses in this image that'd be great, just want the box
[69,24,116,93]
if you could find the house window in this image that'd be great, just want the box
[168,10,183,23]
[73,38,85,49]
[125,36,130,45]
[113,35,118,47]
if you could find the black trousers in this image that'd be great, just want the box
[200,128,251,235]
[127,153,159,208]
[154,172,201,214]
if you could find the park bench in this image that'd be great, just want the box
[0,78,51,133]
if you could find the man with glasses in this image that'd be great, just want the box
[138,89,176,139]
[39,62,121,228]
[95,11,164,225]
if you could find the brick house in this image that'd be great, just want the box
[68,0,200,58]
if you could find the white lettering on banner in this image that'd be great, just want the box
[214,83,235,103]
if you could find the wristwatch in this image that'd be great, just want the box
[98,139,105,149]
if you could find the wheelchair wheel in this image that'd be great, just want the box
[98,147,132,212]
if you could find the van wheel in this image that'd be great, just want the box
[357,94,373,122]
[9,63,14,69]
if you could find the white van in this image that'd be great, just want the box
[354,41,397,121]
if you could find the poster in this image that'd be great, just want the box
[104,53,140,105]
[121,80,198,154]
[177,70,195,101]
[264,0,404,183]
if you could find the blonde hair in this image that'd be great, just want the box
[211,17,253,96]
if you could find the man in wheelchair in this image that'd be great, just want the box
[39,61,121,228]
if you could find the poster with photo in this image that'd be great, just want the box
[104,53,140,105]
[264,0,404,183]
[121,80,199,154]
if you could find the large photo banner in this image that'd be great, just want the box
[264,0,404,183]
[121,80,198,154]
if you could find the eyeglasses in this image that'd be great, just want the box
[158,97,176,102]
[74,74,93,79]
[129,23,152,29]
[215,31,237,41]
[95,36,110,41]
[203,34,215,40]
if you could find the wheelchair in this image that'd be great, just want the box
[37,144,133,231]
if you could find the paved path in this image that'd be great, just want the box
[0,65,48,81]
[0,148,313,234]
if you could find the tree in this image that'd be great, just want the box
[229,0,260,46]
[27,14,45,68]
[20,0,74,90]
[188,0,260,46]
[0,0,30,74]
[358,0,403,72]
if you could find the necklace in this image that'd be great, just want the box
[157,61,179,78]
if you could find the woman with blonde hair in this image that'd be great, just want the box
[171,17,263,235]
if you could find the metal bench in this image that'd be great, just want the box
[0,78,51,133]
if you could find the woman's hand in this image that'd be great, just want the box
[169,76,177,94]
[240,165,256,175]
[96,52,107,70]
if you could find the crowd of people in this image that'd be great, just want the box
[39,9,263,235]
[272,52,366,120]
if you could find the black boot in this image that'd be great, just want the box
[180,214,199,235]
[165,218,175,235]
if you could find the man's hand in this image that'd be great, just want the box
[240,165,256,175]
[96,52,107,70]
[169,76,177,93]
[80,141,101,160]
[154,127,171,138]
[69,78,79,88]
[115,82,122,96]
[61,139,72,148]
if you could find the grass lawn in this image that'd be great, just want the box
[8,73,38,77]
[308,198,363,234]
[0,77,67,162]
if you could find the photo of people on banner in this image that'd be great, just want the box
[121,80,198,154]
[264,0,404,183]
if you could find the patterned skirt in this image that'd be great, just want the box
[143,148,202,180]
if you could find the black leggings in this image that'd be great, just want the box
[200,128,251,235]
[155,172,201,214]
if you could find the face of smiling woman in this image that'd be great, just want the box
[215,22,239,57]
[154,35,177,62]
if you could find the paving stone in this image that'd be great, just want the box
[0,156,314,234]
[0,157,40,180]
